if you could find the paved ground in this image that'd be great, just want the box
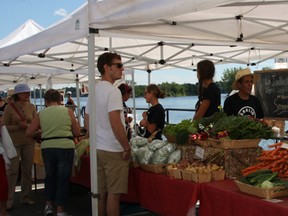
[8,182,157,216]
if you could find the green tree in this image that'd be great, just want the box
[221,67,243,93]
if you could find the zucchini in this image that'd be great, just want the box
[256,173,278,183]
[239,177,250,184]
[246,169,272,178]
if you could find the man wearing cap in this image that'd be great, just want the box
[3,83,36,209]
[224,68,264,119]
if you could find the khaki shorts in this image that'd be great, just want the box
[97,150,129,194]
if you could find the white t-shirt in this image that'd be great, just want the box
[86,81,125,152]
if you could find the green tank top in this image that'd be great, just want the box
[39,106,74,149]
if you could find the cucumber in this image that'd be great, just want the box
[239,177,250,184]
[256,173,278,183]
[248,171,272,184]
[246,169,272,178]
[254,172,279,186]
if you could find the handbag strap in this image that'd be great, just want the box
[10,103,26,121]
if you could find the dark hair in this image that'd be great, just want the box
[197,60,215,81]
[44,89,61,103]
[146,84,165,99]
[118,83,132,95]
[97,52,121,75]
[197,60,215,101]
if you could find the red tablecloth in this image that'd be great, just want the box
[133,168,198,216]
[71,155,288,216]
[198,180,288,216]
[70,155,198,216]
[71,155,91,188]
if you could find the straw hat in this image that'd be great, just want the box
[232,68,258,90]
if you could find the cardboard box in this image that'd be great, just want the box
[191,172,211,183]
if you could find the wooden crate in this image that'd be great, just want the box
[235,180,288,199]
[140,164,167,173]
[193,138,220,147]
[217,138,261,149]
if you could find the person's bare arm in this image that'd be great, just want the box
[193,99,210,120]
[26,114,40,137]
[109,110,131,160]
[68,109,81,137]
[84,113,89,133]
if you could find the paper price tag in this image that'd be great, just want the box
[195,146,205,159]
[281,143,288,149]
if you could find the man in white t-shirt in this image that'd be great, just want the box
[84,52,131,216]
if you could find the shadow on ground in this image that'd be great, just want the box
[8,183,157,216]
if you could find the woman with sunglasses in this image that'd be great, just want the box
[139,84,165,140]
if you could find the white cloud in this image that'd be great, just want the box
[54,8,67,17]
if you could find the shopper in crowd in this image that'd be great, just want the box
[26,89,81,216]
[223,68,264,119]
[0,118,9,216]
[0,97,7,119]
[193,60,221,120]
[139,84,165,140]
[84,52,131,216]
[3,84,36,209]
[65,91,76,111]
[118,83,133,141]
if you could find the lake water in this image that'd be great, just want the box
[34,94,229,125]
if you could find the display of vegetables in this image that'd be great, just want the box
[163,119,196,145]
[239,169,288,188]
[210,116,274,139]
[163,112,274,145]
[241,142,288,178]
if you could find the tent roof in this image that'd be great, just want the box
[0,19,44,48]
[0,0,288,87]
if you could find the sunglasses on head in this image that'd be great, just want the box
[110,63,123,68]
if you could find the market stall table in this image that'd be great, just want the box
[71,155,199,216]
[198,179,288,216]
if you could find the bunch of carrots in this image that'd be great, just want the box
[241,142,288,177]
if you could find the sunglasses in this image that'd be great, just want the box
[110,63,124,68]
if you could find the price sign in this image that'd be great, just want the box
[195,146,205,159]
[280,143,288,149]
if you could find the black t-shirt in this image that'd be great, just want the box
[144,103,165,140]
[196,83,221,117]
[223,93,264,119]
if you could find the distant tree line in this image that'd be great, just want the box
[30,66,272,98]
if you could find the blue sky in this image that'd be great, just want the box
[0,0,86,39]
[0,0,276,86]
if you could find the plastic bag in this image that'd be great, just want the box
[130,136,148,149]
[167,149,181,164]
[151,143,177,164]
[134,146,153,164]
[1,126,17,159]
[148,139,167,151]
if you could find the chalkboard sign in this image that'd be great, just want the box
[254,69,288,118]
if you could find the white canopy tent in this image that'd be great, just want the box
[1,0,288,78]
[1,1,288,215]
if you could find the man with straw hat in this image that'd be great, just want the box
[223,68,264,119]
